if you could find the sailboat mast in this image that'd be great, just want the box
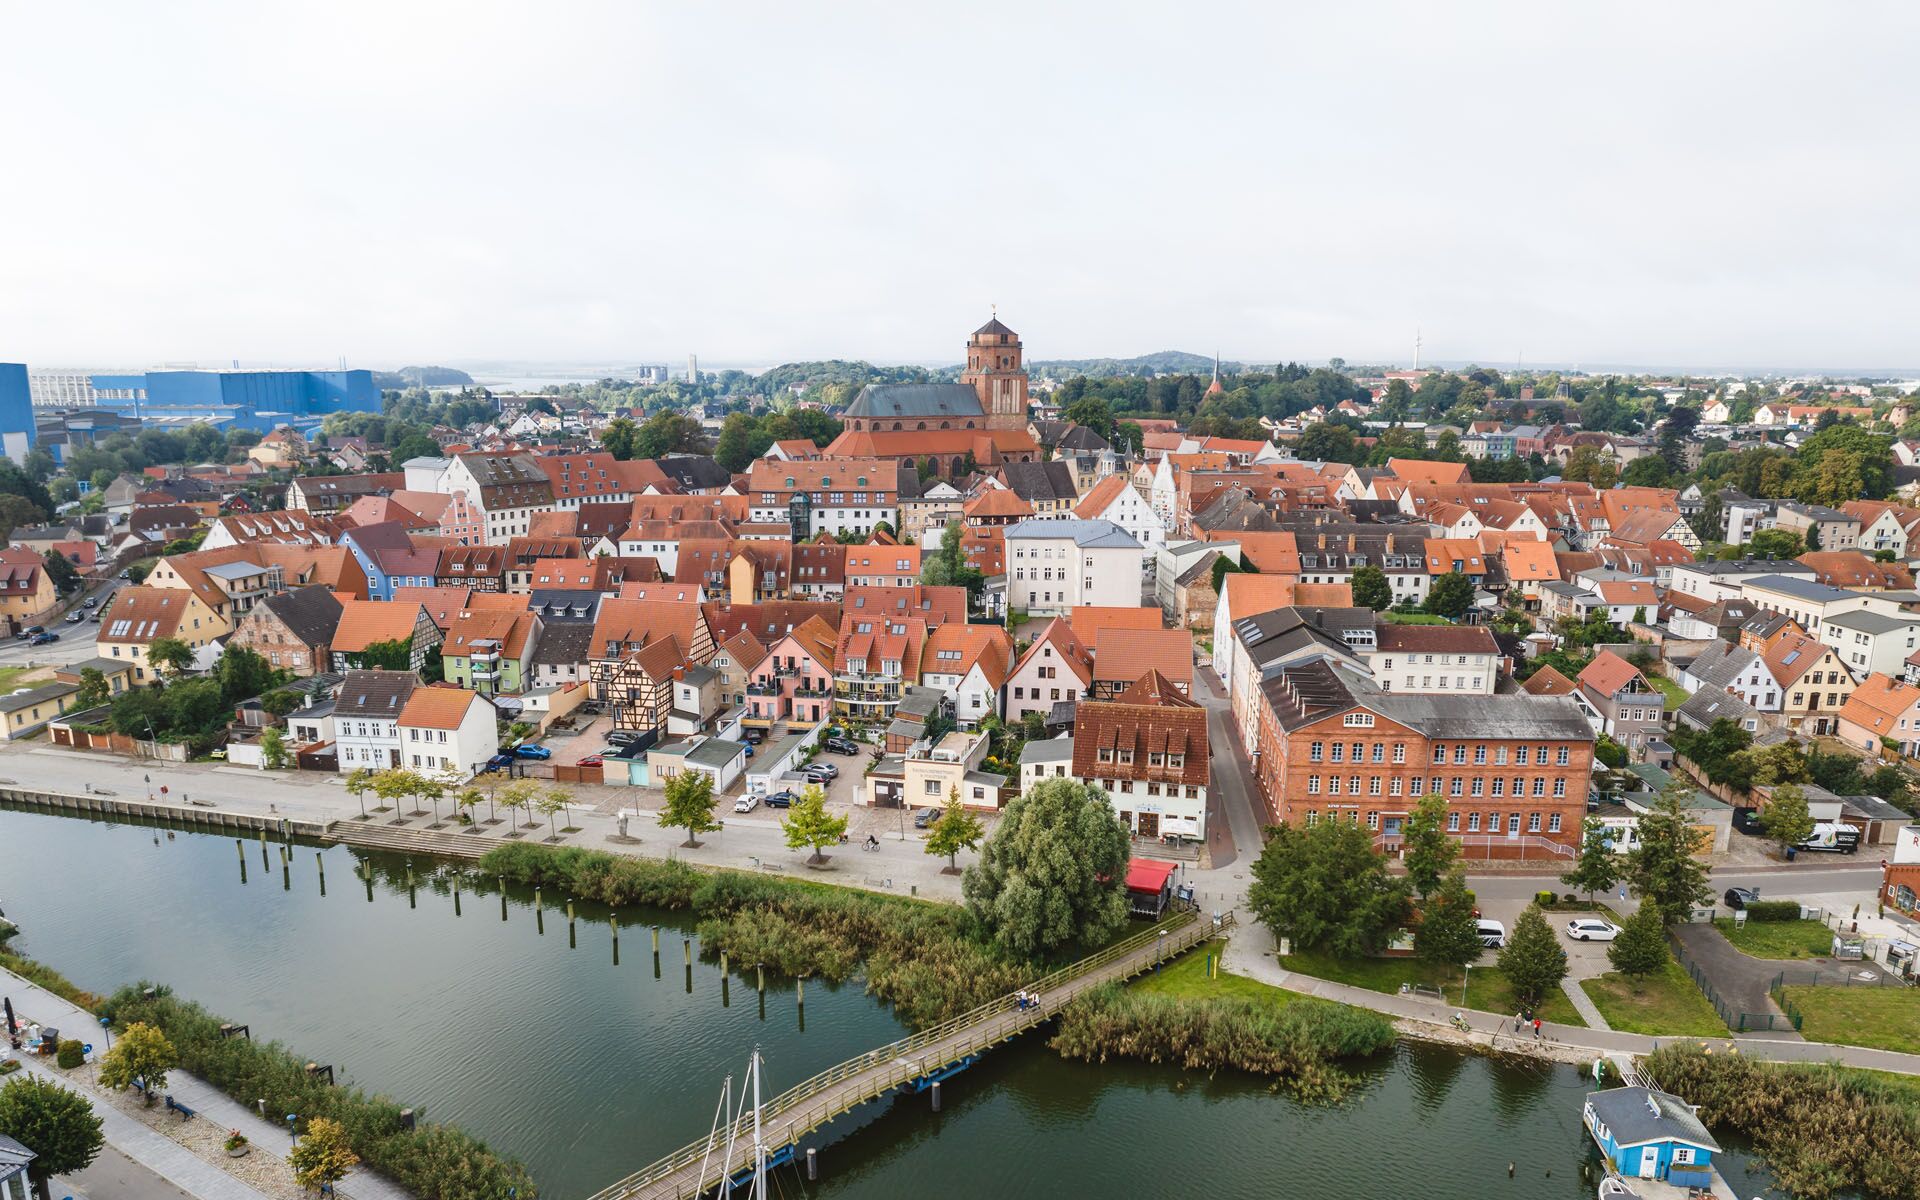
[751,1049,767,1200]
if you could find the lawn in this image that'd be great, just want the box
[1713,917,1837,960]
[1382,612,1453,625]
[1779,985,1920,1054]
[1133,940,1301,1012]
[1648,674,1689,710]
[1281,948,1584,1026]
[1581,957,1728,1036]
[0,666,42,692]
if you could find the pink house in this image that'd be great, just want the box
[745,615,839,730]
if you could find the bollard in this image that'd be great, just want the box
[566,898,575,921]
[315,852,325,892]
[806,1147,817,1181]
[684,938,692,968]
[797,977,804,1008]
[501,877,509,922]
[453,884,462,919]
[931,1081,941,1112]
[757,964,764,994]
[721,951,729,976]
[611,915,620,966]
[722,973,730,1008]
[536,906,544,936]
[236,839,245,864]
[651,926,660,954]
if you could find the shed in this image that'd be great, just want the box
[1125,858,1179,919]
[0,1133,33,1200]
[1583,1087,1719,1188]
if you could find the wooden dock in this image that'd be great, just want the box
[584,909,1229,1200]
[0,786,328,838]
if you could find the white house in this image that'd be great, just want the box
[1074,476,1168,561]
[1703,399,1732,423]
[1819,610,1920,682]
[333,670,419,773]
[918,627,1012,729]
[1741,574,1902,638]
[397,685,498,780]
[1019,734,1074,794]
[1677,641,1780,711]
[442,452,557,544]
[1004,618,1094,722]
[1003,518,1144,617]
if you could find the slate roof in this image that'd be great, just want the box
[1004,518,1139,549]
[335,669,418,717]
[1262,657,1591,738]
[1676,687,1762,733]
[1743,574,1863,603]
[1684,640,1760,691]
[258,586,344,648]
[529,622,596,670]
[841,383,985,421]
[998,460,1079,504]
[1585,1088,1720,1152]
[653,455,732,491]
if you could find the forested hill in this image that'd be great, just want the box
[1031,351,1238,378]
[373,365,475,388]
[754,360,932,395]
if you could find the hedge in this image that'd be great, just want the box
[99,986,536,1200]
[1742,900,1803,922]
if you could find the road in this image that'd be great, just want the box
[0,575,115,669]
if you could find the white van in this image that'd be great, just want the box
[1476,919,1508,949]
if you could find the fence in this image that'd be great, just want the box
[1668,934,1796,1034]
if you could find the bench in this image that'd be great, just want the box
[163,1094,196,1120]
[1401,983,1446,1001]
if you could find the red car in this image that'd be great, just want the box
[577,754,604,767]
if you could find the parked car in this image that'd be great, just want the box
[1475,919,1507,949]
[29,632,59,646]
[913,807,937,829]
[118,569,132,580]
[1565,919,1621,942]
[606,729,640,748]
[1723,887,1760,911]
[733,795,760,814]
[83,596,99,608]
[763,790,796,809]
[512,744,552,760]
[65,612,86,624]
[742,744,754,758]
[577,754,604,768]
[825,737,859,755]
[15,625,43,640]
[481,753,515,773]
[743,727,765,744]
[802,762,838,782]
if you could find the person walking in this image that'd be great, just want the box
[1532,1017,1542,1040]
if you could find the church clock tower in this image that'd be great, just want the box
[961,311,1030,431]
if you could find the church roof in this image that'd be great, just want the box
[974,316,1016,338]
[841,383,985,421]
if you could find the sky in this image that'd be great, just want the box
[3,2,1917,373]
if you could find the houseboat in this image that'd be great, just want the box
[1584,1086,1738,1199]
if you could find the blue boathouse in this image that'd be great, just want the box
[1583,1086,1719,1189]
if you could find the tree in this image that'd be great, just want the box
[1760,783,1817,854]
[962,778,1131,956]
[781,784,848,866]
[454,785,485,826]
[259,726,289,769]
[260,689,303,719]
[1495,907,1568,1010]
[0,1076,104,1200]
[535,788,570,841]
[97,1021,178,1105]
[713,412,759,473]
[1423,571,1475,620]
[1560,817,1620,902]
[287,1116,359,1193]
[1246,819,1410,957]
[1625,783,1713,925]
[924,786,986,873]
[1594,734,1628,769]
[1608,906,1670,986]
[371,768,420,816]
[599,416,641,460]
[659,770,720,847]
[1414,868,1484,974]
[40,549,79,593]
[71,667,109,710]
[1062,396,1117,442]
[1350,564,1393,611]
[146,636,195,678]
[1401,793,1457,899]
[634,411,707,459]
[1209,553,1243,596]
[499,778,542,829]
[344,766,377,817]
[1747,528,1805,559]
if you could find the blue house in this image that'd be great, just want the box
[1584,1087,1719,1189]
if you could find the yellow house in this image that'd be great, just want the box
[0,682,83,741]
[0,557,56,623]
[97,586,227,683]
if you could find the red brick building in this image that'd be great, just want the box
[1252,658,1594,859]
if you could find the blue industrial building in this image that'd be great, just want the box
[87,369,379,432]
[0,363,34,464]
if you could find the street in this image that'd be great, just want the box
[0,576,115,669]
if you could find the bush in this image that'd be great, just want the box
[1536,890,1556,908]
[55,1039,85,1069]
[1744,900,1803,922]
[1050,984,1394,1102]
[0,1059,19,1076]
[97,988,536,1200]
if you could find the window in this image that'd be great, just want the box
[1448,777,1463,796]
[1528,812,1542,833]
[1367,811,1379,829]
[1556,746,1570,766]
[1304,810,1319,826]
[1327,776,1341,794]
[1471,777,1484,796]
[1468,813,1481,832]
[1371,743,1385,763]
[1446,812,1459,831]
[1343,713,1374,727]
[1548,813,1563,834]
[1368,776,1382,796]
[1392,743,1406,764]
[1492,778,1505,796]
[1389,777,1402,796]
[1307,776,1320,794]
[1474,745,1487,764]
[1532,778,1546,797]
[1495,746,1508,765]
[1432,745,1446,764]
[1331,744,1345,763]
[1553,779,1566,797]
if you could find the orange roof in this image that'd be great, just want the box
[1070,606,1163,645]
[1093,628,1193,688]
[331,599,426,653]
[921,623,1014,688]
[1387,458,1471,486]
[444,608,535,659]
[965,489,1034,519]
[1577,651,1646,698]
[1763,632,1834,687]
[1522,666,1579,696]
[1423,539,1488,575]
[1838,674,1920,734]
[774,615,840,672]
[718,628,768,673]
[1073,475,1134,520]
[397,686,484,731]
[1227,531,1301,574]
[1013,618,1095,686]
[1797,552,1915,591]
[1501,540,1561,583]
[1595,580,1660,607]
[390,586,476,630]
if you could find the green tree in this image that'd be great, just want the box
[1247,819,1410,956]
[1625,783,1714,925]
[214,644,280,704]
[40,549,79,593]
[1560,817,1620,902]
[1349,564,1393,611]
[1401,793,1457,899]
[924,785,986,872]
[781,783,848,866]
[634,410,707,459]
[1423,571,1475,620]
[344,766,377,817]
[599,416,640,460]
[1414,868,1484,974]
[97,1021,178,1105]
[453,785,485,826]
[349,637,412,673]
[260,689,303,719]
[659,770,720,847]
[1747,528,1805,559]
[0,1076,105,1200]
[713,412,759,473]
[259,726,289,769]
[1760,783,1817,854]
[1209,553,1243,596]
[1608,905,1670,986]
[287,1116,359,1193]
[71,667,110,710]
[962,778,1131,956]
[535,788,569,840]
[146,636,195,678]
[1594,734,1628,769]
[1495,907,1568,1010]
[1062,396,1117,441]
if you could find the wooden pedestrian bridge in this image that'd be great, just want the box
[584,907,1232,1200]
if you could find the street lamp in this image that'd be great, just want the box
[1462,963,1473,1009]
[99,1015,111,1050]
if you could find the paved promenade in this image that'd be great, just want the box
[2,965,409,1200]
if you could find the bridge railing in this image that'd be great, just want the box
[586,907,1228,1200]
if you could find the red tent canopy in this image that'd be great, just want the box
[1124,859,1178,895]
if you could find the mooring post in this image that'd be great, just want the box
[453,881,462,918]
[499,876,508,921]
[756,963,764,994]
[806,1148,817,1181]
[611,914,620,966]
[797,977,804,1008]
[931,1081,941,1112]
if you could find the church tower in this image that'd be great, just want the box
[961,311,1030,431]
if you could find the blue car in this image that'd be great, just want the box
[481,753,514,773]
[764,791,796,808]
[512,744,552,761]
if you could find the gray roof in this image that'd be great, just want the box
[1262,657,1592,739]
[0,1131,33,1179]
[686,737,746,769]
[259,586,345,648]
[1823,609,1918,635]
[1021,736,1074,764]
[529,622,595,669]
[1684,640,1759,691]
[654,455,731,490]
[998,460,1079,503]
[1743,574,1865,603]
[1004,518,1140,549]
[0,681,78,714]
[528,589,601,622]
[1585,1088,1720,1152]
[1677,558,1813,577]
[204,560,273,581]
[841,383,984,421]
[335,669,418,715]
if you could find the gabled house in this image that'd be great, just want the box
[441,607,542,696]
[1762,631,1855,735]
[333,669,419,772]
[1576,651,1664,756]
[1677,640,1778,711]
[1837,674,1920,759]
[397,685,497,780]
[1090,628,1194,699]
[98,585,226,682]
[227,585,344,677]
[329,599,442,674]
[1005,617,1095,723]
[1072,670,1210,841]
[1583,1088,1720,1190]
[919,623,1013,727]
[744,615,838,732]
[834,614,927,725]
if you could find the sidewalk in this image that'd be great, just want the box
[2,966,409,1200]
[1219,915,1920,1074]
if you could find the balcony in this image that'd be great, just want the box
[745,682,780,697]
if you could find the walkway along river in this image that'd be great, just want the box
[0,808,1802,1200]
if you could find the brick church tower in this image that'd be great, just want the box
[961,312,1030,431]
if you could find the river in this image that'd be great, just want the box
[0,810,1794,1199]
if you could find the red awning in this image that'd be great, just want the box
[1125,858,1178,895]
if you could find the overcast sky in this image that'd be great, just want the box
[4,2,1916,373]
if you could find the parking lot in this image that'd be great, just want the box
[1471,893,1620,980]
